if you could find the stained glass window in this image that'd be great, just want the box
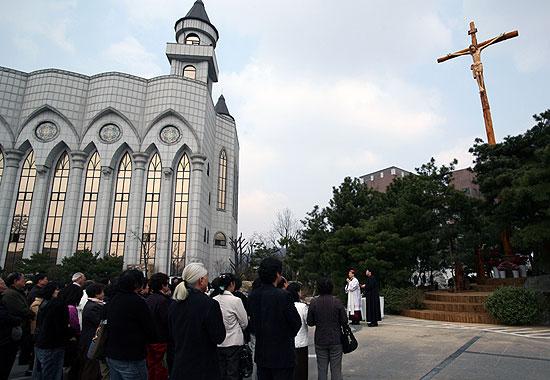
[77,152,101,252]
[217,149,227,210]
[43,153,70,262]
[5,151,36,271]
[110,153,132,257]
[141,153,161,268]
[171,153,190,275]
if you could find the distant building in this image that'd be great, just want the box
[449,168,481,198]
[360,166,412,193]
[360,166,481,198]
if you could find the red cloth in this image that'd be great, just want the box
[146,343,168,380]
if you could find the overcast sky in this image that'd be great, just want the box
[1,0,549,239]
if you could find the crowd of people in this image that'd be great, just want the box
[0,259,381,380]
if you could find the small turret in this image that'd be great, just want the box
[214,95,234,120]
[166,0,219,91]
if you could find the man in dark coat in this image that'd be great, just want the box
[362,269,381,327]
[104,270,156,380]
[0,277,23,380]
[168,262,225,380]
[248,257,302,380]
[2,272,35,370]
[145,273,172,380]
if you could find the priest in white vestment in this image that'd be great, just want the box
[345,269,362,324]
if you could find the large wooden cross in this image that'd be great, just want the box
[437,21,518,145]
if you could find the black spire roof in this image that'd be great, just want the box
[215,95,233,119]
[184,0,211,24]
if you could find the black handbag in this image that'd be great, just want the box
[340,324,358,354]
[239,344,253,378]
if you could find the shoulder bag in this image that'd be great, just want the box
[340,323,358,354]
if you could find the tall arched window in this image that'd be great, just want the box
[171,153,191,275]
[43,153,70,261]
[77,152,101,252]
[217,149,227,210]
[0,149,4,184]
[142,153,161,268]
[185,33,200,45]
[110,153,132,257]
[5,151,36,271]
[183,65,196,80]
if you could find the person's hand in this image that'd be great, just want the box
[346,278,350,283]
[360,284,365,289]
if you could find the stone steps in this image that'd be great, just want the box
[401,309,498,324]
[401,278,527,324]
[423,300,486,313]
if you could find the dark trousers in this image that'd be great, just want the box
[349,310,362,325]
[315,344,342,380]
[256,367,294,380]
[293,346,308,380]
[0,341,19,380]
[218,345,242,380]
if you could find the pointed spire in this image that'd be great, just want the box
[184,0,211,24]
[215,95,233,119]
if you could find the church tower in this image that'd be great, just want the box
[166,0,219,92]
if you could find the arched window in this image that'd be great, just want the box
[214,232,227,247]
[233,161,239,220]
[171,153,191,275]
[183,65,196,80]
[77,152,101,252]
[43,153,70,261]
[0,149,4,184]
[142,153,161,268]
[185,33,200,45]
[110,153,132,257]
[5,151,36,271]
[217,149,227,210]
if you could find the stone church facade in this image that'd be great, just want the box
[0,0,239,275]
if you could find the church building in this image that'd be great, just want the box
[0,0,239,275]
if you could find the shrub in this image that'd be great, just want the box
[485,286,542,325]
[381,287,424,314]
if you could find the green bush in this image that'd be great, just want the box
[485,286,542,325]
[381,287,424,314]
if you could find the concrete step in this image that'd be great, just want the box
[423,300,486,313]
[424,291,491,304]
[401,309,498,324]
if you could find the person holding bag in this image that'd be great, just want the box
[307,278,348,380]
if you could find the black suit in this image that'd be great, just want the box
[248,283,301,379]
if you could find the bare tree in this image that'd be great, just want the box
[229,234,250,278]
[273,208,300,253]
[129,229,156,279]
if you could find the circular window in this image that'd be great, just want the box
[34,121,59,142]
[159,125,181,145]
[99,123,122,144]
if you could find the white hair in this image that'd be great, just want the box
[173,262,208,301]
[72,272,84,282]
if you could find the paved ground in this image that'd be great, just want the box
[10,315,550,379]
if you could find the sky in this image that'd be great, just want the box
[1,0,549,239]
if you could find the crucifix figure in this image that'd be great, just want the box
[437,21,518,145]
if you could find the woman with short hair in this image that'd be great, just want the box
[287,282,308,380]
[307,278,347,380]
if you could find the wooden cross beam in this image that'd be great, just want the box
[437,21,518,145]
